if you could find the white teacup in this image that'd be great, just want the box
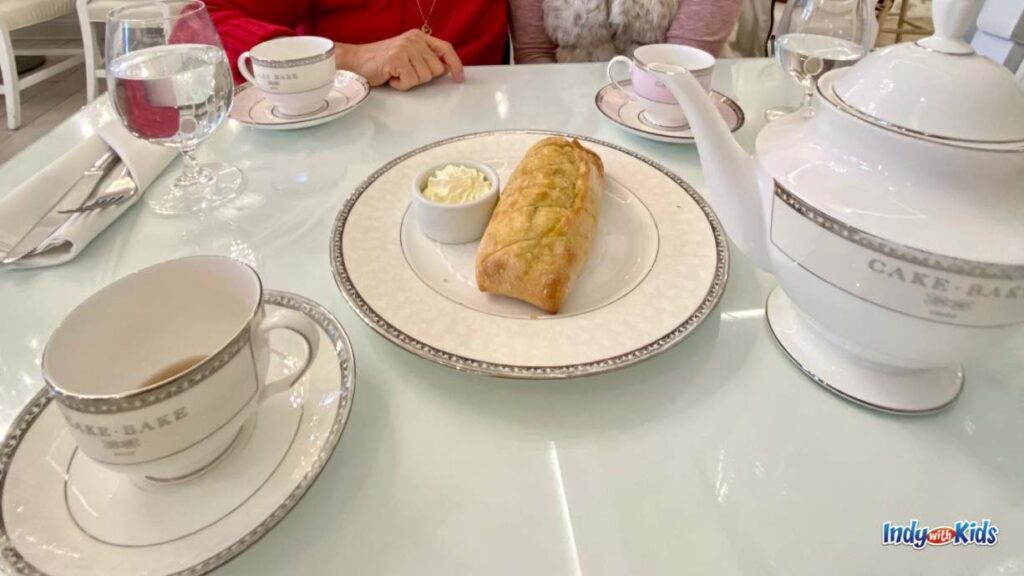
[238,36,336,117]
[42,255,320,485]
[607,44,715,127]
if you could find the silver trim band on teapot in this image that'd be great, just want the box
[774,184,1024,281]
[821,83,1024,153]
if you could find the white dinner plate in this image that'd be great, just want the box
[595,81,745,144]
[230,71,370,131]
[0,291,356,576]
[330,130,728,378]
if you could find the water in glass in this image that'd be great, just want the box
[765,0,875,120]
[110,44,233,148]
[106,1,244,215]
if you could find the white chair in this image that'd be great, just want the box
[0,0,85,130]
[877,0,933,44]
[77,0,134,102]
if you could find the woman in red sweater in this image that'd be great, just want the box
[205,0,509,90]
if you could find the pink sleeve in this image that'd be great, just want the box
[665,0,744,57]
[510,0,558,64]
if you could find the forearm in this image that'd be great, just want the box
[333,42,360,73]
[509,0,558,63]
[666,0,744,57]
[515,46,558,64]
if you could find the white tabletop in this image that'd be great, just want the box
[1,60,1022,575]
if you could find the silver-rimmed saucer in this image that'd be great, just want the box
[0,291,355,576]
[595,81,744,144]
[231,71,370,131]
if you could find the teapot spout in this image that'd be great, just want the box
[652,66,773,272]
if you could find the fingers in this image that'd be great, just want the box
[388,76,412,90]
[422,49,446,78]
[408,32,448,81]
[410,51,434,85]
[383,30,465,90]
[388,57,420,91]
[425,36,465,82]
[388,52,436,91]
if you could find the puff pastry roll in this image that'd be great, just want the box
[475,137,604,313]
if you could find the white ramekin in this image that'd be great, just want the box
[411,161,500,244]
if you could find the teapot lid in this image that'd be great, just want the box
[831,0,1024,145]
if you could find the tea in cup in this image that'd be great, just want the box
[607,44,715,127]
[238,36,336,117]
[42,255,321,485]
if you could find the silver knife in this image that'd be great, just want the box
[1,150,119,264]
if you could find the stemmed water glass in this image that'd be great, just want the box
[765,0,875,120]
[106,0,243,215]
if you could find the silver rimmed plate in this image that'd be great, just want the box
[0,291,355,576]
[230,71,370,131]
[330,130,728,378]
[595,81,744,144]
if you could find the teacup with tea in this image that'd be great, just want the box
[42,255,321,485]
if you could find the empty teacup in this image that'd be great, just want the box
[238,36,336,117]
[42,255,320,485]
[607,44,715,127]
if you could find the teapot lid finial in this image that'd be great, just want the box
[916,0,976,55]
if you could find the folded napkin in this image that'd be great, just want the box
[0,109,176,269]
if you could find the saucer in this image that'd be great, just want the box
[595,81,744,144]
[231,70,371,131]
[0,291,356,576]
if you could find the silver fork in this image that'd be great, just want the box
[59,166,138,214]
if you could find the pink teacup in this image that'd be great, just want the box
[607,44,715,127]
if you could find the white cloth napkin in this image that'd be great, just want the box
[0,112,175,269]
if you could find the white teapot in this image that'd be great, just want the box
[652,0,1024,414]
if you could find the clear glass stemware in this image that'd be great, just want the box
[106,0,243,214]
[765,0,875,121]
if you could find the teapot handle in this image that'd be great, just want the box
[918,0,978,55]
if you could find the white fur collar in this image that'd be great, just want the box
[543,0,681,62]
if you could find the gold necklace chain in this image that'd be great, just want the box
[413,0,439,35]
